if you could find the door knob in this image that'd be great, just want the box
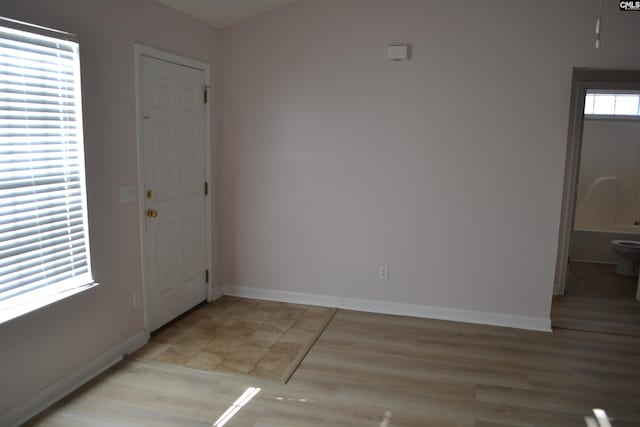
[146,209,158,218]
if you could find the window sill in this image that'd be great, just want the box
[584,114,640,121]
[0,281,99,326]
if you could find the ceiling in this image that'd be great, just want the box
[154,0,298,29]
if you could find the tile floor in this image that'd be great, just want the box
[130,296,336,381]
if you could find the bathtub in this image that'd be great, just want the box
[570,224,640,264]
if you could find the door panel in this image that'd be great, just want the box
[177,85,198,112]
[152,123,172,201]
[154,222,175,296]
[178,125,198,195]
[142,55,207,331]
[182,217,198,282]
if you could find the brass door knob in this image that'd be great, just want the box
[146,209,158,218]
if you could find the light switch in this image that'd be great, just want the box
[119,185,136,204]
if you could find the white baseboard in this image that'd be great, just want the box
[208,284,223,302]
[223,285,551,332]
[1,330,149,427]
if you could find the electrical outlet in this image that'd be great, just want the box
[132,292,140,309]
[379,266,389,280]
[119,185,136,204]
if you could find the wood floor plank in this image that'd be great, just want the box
[552,262,640,336]
[25,292,640,427]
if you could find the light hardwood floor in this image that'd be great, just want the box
[26,305,640,427]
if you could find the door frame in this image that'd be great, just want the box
[553,68,640,295]
[134,44,213,331]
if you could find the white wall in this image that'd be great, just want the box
[570,228,640,264]
[219,1,640,322]
[575,119,640,227]
[0,0,220,419]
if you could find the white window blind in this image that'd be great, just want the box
[0,19,94,323]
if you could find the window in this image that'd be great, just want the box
[584,91,640,117]
[0,18,95,324]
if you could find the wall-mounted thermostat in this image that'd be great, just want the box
[387,44,411,61]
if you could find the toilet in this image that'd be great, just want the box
[609,240,640,276]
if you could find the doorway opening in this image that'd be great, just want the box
[553,69,640,336]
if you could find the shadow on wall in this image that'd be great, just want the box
[574,176,618,229]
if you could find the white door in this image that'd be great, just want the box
[141,55,207,331]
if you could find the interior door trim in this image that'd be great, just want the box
[134,44,213,332]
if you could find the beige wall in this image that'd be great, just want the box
[219,1,640,319]
[576,119,640,227]
[0,0,220,418]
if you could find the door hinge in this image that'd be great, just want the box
[204,181,209,195]
[205,269,209,283]
[204,87,208,104]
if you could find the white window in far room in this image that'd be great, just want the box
[584,91,640,117]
